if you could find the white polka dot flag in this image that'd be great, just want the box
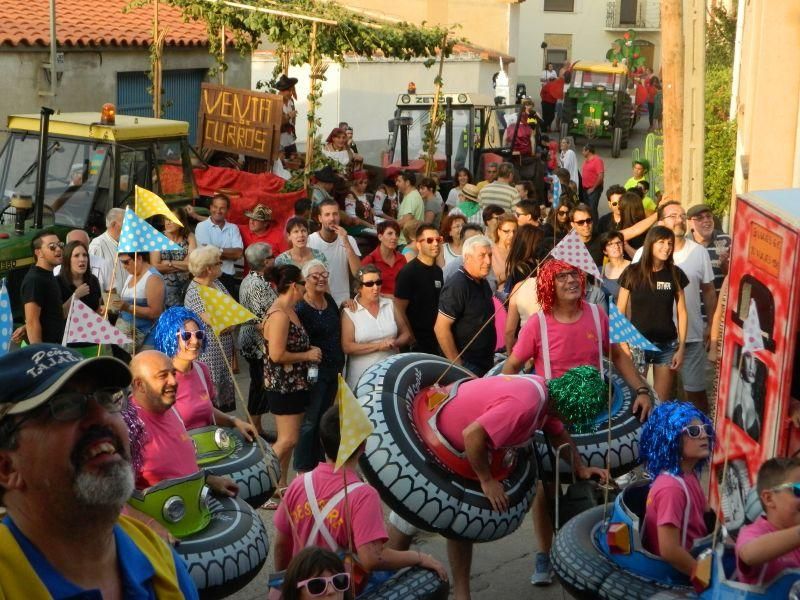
[741,299,765,355]
[62,297,132,346]
[0,281,12,356]
[608,301,660,352]
[135,186,183,226]
[550,229,603,280]
[118,207,183,253]
[195,285,257,335]
[335,374,374,471]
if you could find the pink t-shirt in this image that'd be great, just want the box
[135,402,199,489]
[274,462,387,557]
[736,516,800,584]
[174,362,216,430]
[642,472,708,555]
[437,375,563,452]
[511,306,608,380]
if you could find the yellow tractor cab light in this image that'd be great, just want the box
[606,522,631,555]
[100,103,116,125]
[691,549,713,593]
[589,106,596,113]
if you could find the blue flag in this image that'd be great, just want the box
[608,302,660,352]
[118,207,182,253]
[0,281,12,357]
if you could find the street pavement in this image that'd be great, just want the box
[222,119,651,599]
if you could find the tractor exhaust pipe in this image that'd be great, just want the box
[33,106,55,231]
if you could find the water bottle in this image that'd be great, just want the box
[307,363,319,384]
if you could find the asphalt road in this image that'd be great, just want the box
[222,119,651,600]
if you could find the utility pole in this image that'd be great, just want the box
[682,0,705,206]
[661,0,684,201]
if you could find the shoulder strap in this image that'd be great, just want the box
[192,362,214,425]
[587,302,605,376]
[303,473,365,552]
[537,311,552,380]
[665,473,692,548]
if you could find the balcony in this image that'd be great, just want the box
[606,0,660,31]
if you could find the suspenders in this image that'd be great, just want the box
[536,303,604,381]
[303,472,365,551]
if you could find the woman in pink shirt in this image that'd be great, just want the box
[153,306,257,439]
[639,401,715,576]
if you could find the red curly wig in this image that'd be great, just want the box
[536,258,586,314]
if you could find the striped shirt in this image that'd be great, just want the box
[477,181,520,212]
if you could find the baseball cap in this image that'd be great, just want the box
[0,344,131,420]
[687,204,713,219]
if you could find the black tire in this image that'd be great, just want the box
[611,127,622,158]
[176,495,270,599]
[552,506,691,600]
[536,368,640,478]
[359,567,450,600]
[356,353,538,542]
[192,426,281,508]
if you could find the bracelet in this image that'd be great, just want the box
[636,387,649,396]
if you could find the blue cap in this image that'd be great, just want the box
[0,344,131,421]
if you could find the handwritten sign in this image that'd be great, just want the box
[198,84,282,161]
[748,222,782,278]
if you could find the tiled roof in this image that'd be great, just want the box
[0,0,212,48]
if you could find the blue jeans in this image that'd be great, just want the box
[643,339,678,366]
[293,366,339,472]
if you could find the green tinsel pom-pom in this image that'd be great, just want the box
[548,366,608,433]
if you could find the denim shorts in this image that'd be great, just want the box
[643,339,678,366]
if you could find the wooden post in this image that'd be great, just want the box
[681,0,705,208]
[152,0,162,118]
[424,33,448,177]
[660,0,683,201]
[304,22,318,193]
[220,25,226,85]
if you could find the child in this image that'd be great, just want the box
[639,402,715,575]
[736,457,800,584]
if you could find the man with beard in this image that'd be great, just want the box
[308,198,361,306]
[0,344,198,597]
[21,230,66,344]
[129,350,238,496]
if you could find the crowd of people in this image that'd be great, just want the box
[7,86,800,600]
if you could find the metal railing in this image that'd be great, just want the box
[605,0,660,30]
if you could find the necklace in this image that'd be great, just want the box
[305,293,326,313]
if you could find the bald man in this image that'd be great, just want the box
[129,350,238,496]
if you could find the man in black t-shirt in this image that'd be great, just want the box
[21,230,66,344]
[435,235,495,376]
[596,185,625,235]
[394,224,444,354]
[570,203,604,268]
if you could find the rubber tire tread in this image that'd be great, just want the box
[356,353,537,542]
[359,567,449,600]
[177,495,270,599]
[552,506,691,600]
[198,428,281,508]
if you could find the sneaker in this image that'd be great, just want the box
[530,552,553,586]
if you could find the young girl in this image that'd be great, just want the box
[640,401,715,575]
[616,226,688,402]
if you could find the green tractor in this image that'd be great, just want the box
[560,61,634,158]
[0,105,197,319]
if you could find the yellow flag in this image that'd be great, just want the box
[335,374,374,471]
[135,185,183,226]
[196,285,257,335]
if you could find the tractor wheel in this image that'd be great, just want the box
[611,127,622,158]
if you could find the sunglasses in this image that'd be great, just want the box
[178,329,206,342]
[417,236,443,244]
[297,572,351,596]
[8,388,128,435]
[771,482,800,498]
[308,272,330,280]
[682,423,714,438]
[361,279,383,288]
[573,218,593,226]
[557,210,569,216]
[46,241,65,251]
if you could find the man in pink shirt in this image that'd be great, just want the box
[273,406,447,586]
[130,350,238,497]
[503,258,651,585]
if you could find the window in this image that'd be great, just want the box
[544,0,574,12]
[619,0,638,25]
[545,49,569,72]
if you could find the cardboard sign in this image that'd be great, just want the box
[748,222,782,278]
[198,84,282,161]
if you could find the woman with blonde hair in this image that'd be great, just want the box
[184,245,236,411]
